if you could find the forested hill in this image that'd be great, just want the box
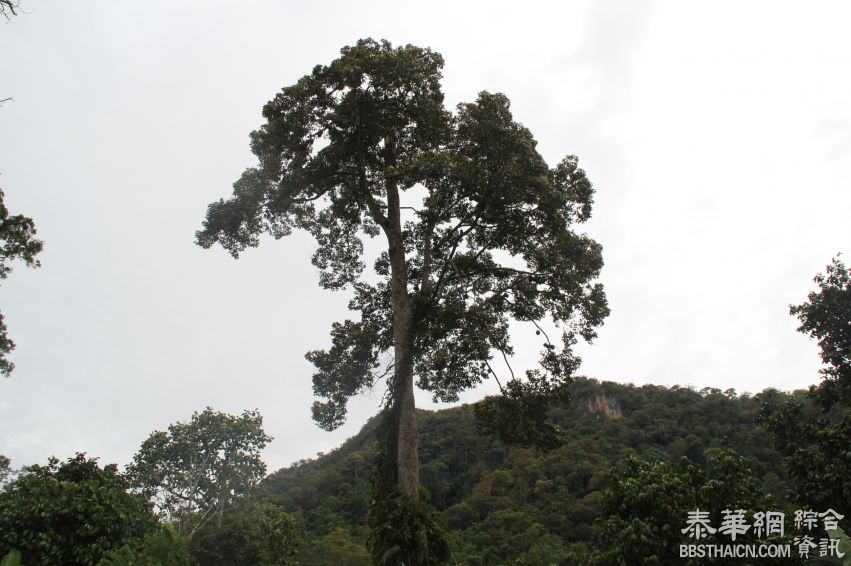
[259,378,790,564]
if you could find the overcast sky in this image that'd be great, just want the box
[1,0,849,474]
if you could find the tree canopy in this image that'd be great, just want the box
[198,38,606,426]
[98,527,194,566]
[197,38,607,562]
[587,449,784,565]
[126,408,272,537]
[0,454,158,566]
[190,501,299,565]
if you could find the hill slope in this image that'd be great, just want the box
[260,378,789,564]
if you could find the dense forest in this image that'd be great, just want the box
[259,377,795,564]
[3,376,850,564]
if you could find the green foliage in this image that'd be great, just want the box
[803,527,851,565]
[759,391,851,527]
[126,408,272,537]
[197,36,607,447]
[827,527,851,566]
[448,509,569,565]
[0,550,20,566]
[98,527,194,566]
[367,492,451,566]
[296,527,371,566]
[364,407,451,565]
[0,456,11,486]
[474,379,565,449]
[0,188,43,376]
[0,453,158,566]
[190,502,298,565]
[198,37,607,560]
[0,191,40,282]
[586,449,785,565]
[760,257,851,530]
[789,256,851,408]
[262,378,790,564]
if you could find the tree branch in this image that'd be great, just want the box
[372,360,395,382]
[0,1,18,21]
[500,348,516,382]
[531,319,554,350]
[419,221,435,294]
[485,360,507,395]
[354,100,389,230]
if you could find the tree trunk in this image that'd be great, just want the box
[394,318,419,500]
[384,132,419,501]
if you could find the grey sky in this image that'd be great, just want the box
[1,0,849,474]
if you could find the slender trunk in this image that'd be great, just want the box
[384,132,419,501]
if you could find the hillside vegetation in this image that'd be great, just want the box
[260,378,791,564]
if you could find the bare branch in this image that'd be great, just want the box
[500,348,516,382]
[485,360,507,395]
[531,319,553,348]
[0,1,19,21]
[372,360,395,382]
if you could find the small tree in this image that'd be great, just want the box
[197,39,608,561]
[0,454,158,566]
[127,408,272,537]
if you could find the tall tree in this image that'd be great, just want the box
[196,37,607,539]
